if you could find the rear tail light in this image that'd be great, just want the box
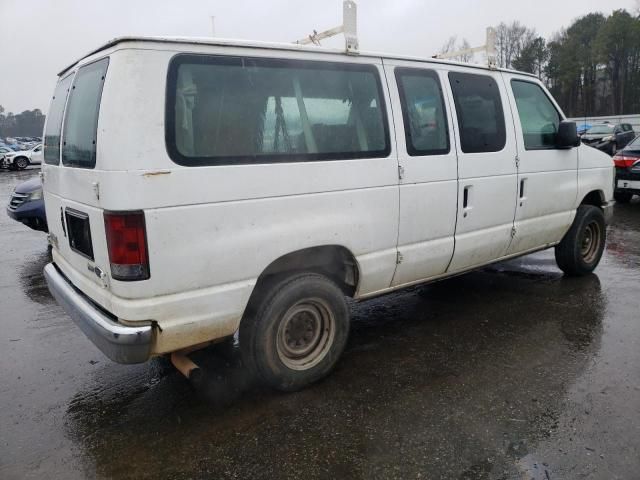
[104,211,150,281]
[613,154,638,168]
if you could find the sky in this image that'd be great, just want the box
[0,0,636,115]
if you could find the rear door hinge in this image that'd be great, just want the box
[92,181,100,200]
[398,165,405,181]
[396,251,404,265]
[515,155,520,169]
[511,226,517,238]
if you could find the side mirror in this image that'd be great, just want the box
[557,121,580,149]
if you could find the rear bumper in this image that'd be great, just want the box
[44,263,153,364]
[615,172,640,196]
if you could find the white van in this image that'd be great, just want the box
[43,37,614,391]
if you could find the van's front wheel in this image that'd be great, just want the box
[555,205,606,276]
[240,273,350,392]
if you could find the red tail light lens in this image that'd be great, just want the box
[104,211,150,281]
[613,155,638,168]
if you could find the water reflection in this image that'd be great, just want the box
[18,249,53,305]
[606,203,640,268]
[63,252,605,479]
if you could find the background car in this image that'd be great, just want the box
[612,135,640,203]
[577,123,592,135]
[6,176,48,232]
[581,123,636,156]
[0,146,14,157]
[1,143,43,170]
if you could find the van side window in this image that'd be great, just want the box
[448,72,506,153]
[62,58,109,169]
[166,55,390,166]
[44,75,73,165]
[510,80,561,150]
[395,68,449,156]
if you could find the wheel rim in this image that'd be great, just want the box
[276,298,335,371]
[16,158,27,168]
[580,220,602,264]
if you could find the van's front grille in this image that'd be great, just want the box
[8,192,29,211]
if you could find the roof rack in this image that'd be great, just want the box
[433,27,498,69]
[294,0,359,54]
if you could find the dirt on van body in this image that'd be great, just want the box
[1,168,639,479]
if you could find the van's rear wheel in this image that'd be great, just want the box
[240,273,349,392]
[555,205,606,276]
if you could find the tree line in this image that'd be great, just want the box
[0,105,45,138]
[442,8,640,117]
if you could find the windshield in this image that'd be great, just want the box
[586,124,614,135]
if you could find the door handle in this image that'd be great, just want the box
[463,185,471,217]
[519,178,527,206]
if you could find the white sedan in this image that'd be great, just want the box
[2,144,43,170]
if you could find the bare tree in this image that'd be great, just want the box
[439,36,473,62]
[495,21,537,68]
[439,36,457,55]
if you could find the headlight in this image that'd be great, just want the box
[28,189,43,201]
[602,136,613,142]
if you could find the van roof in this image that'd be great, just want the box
[60,35,538,79]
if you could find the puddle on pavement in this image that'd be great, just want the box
[2,168,638,479]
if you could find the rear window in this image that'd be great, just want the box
[628,136,640,149]
[62,58,109,168]
[44,75,73,165]
[448,72,506,154]
[166,55,390,166]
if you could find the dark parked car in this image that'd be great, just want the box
[612,135,640,203]
[6,177,48,232]
[581,123,635,156]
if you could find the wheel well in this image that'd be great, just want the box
[247,245,359,310]
[580,190,605,208]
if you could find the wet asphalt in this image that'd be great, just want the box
[0,168,639,480]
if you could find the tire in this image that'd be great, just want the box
[240,273,350,392]
[14,156,29,170]
[614,191,633,203]
[555,205,606,276]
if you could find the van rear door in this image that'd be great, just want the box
[43,58,111,289]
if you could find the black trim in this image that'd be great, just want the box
[394,67,450,156]
[510,78,563,151]
[165,53,391,167]
[61,57,109,169]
